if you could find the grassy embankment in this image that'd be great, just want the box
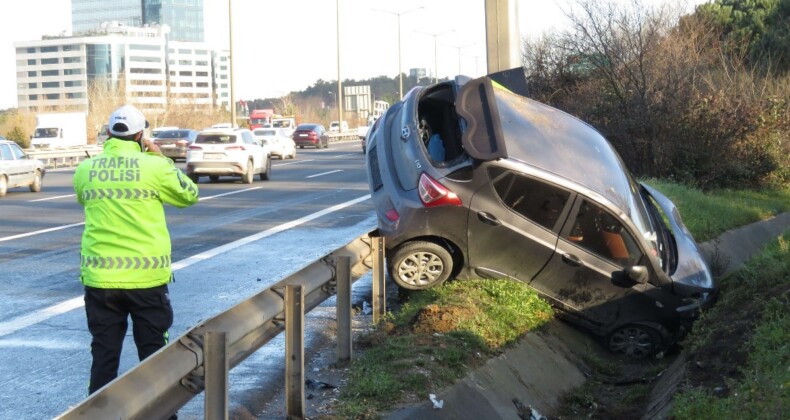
[332,180,790,418]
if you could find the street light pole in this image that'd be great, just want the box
[417,29,454,83]
[228,0,236,125]
[373,6,423,100]
[445,42,476,75]
[336,0,342,128]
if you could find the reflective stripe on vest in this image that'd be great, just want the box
[80,188,161,201]
[80,255,172,270]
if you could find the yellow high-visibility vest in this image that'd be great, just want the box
[74,138,199,289]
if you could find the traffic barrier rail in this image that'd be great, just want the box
[25,146,103,169]
[56,232,384,419]
[326,131,360,142]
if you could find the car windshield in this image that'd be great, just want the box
[488,84,660,261]
[272,121,290,128]
[195,134,235,144]
[159,130,190,138]
[297,125,318,131]
[35,128,59,138]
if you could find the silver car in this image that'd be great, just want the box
[0,139,46,197]
[366,74,715,357]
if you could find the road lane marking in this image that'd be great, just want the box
[0,194,371,337]
[29,194,77,202]
[199,187,262,201]
[2,188,264,241]
[274,159,314,166]
[0,222,85,242]
[307,170,343,178]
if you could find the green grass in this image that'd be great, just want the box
[672,233,790,419]
[335,279,553,418]
[642,179,790,242]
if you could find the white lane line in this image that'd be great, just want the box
[307,170,343,178]
[29,194,77,203]
[274,159,314,167]
[0,222,85,242]
[0,194,371,337]
[1,188,263,241]
[199,187,261,201]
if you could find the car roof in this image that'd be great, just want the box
[455,77,635,212]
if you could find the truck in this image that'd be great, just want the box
[248,109,274,130]
[31,112,87,149]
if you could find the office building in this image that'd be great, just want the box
[14,24,229,113]
[72,0,204,42]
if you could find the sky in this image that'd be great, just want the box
[0,0,707,110]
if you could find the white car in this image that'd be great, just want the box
[186,128,271,184]
[252,128,296,160]
[0,139,46,197]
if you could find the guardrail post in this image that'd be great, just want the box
[285,284,305,419]
[204,331,228,420]
[336,256,352,364]
[372,237,386,324]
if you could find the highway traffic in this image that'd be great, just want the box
[0,141,377,419]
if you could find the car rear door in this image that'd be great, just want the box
[466,166,572,282]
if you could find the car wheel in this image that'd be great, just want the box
[290,149,296,159]
[299,145,304,149]
[607,324,663,359]
[388,241,453,290]
[242,160,254,184]
[0,175,7,197]
[260,157,271,181]
[29,170,42,192]
[188,173,200,183]
[209,175,220,182]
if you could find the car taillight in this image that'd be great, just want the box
[418,172,462,207]
[225,145,245,151]
[188,145,202,150]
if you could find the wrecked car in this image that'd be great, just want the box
[365,73,716,358]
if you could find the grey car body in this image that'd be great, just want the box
[152,129,199,160]
[0,139,46,197]
[366,74,715,357]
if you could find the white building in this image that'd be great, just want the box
[14,24,229,113]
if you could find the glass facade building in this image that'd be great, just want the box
[72,0,143,34]
[72,0,204,42]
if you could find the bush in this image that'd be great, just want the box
[7,126,30,148]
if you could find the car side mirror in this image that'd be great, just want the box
[612,265,649,288]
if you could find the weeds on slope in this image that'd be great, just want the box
[333,279,554,418]
[672,232,790,419]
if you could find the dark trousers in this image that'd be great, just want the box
[84,285,173,394]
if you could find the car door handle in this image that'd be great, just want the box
[561,253,583,267]
[477,212,501,226]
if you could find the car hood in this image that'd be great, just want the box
[641,184,715,294]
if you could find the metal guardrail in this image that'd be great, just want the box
[56,232,381,419]
[26,146,103,169]
[326,132,360,142]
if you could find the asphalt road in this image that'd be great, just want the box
[0,141,379,419]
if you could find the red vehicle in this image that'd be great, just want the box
[292,124,329,149]
[249,109,274,130]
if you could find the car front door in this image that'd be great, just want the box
[466,167,573,282]
[530,197,654,332]
[2,143,32,187]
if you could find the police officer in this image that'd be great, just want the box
[73,105,199,400]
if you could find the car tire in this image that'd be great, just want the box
[188,173,200,183]
[607,324,663,359]
[388,241,453,290]
[290,149,296,159]
[0,175,7,197]
[209,175,219,182]
[242,160,254,184]
[29,170,42,192]
[260,157,271,181]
